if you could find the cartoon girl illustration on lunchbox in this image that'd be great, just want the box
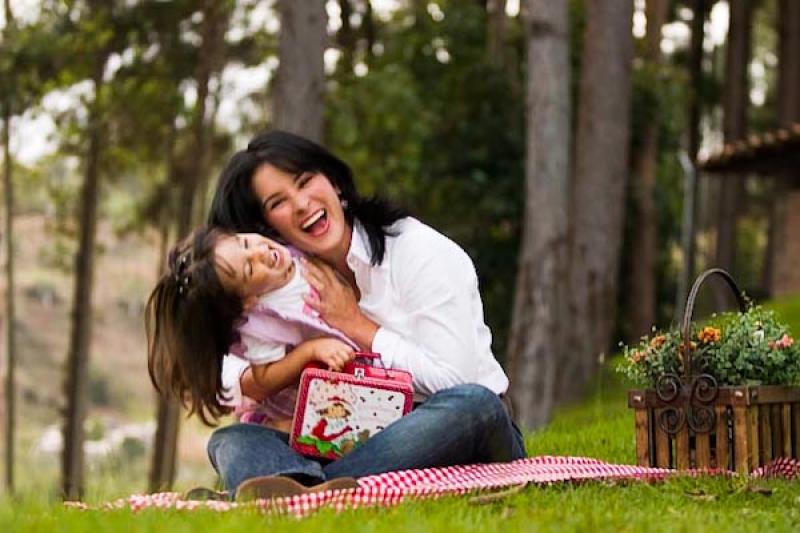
[297,384,370,457]
[311,396,353,443]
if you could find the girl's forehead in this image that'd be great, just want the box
[213,237,239,278]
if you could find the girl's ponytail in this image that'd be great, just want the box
[145,227,243,426]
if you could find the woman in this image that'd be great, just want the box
[207,130,526,497]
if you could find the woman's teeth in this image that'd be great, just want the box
[301,209,326,232]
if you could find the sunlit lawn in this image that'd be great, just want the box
[2,295,799,531]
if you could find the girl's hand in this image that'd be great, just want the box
[301,257,379,348]
[307,338,355,372]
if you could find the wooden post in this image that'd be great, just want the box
[770,405,783,458]
[781,404,792,457]
[634,408,650,466]
[695,431,711,469]
[759,405,772,465]
[747,406,760,470]
[655,409,671,468]
[715,406,729,470]
[676,424,690,469]
[733,405,749,473]
[793,403,800,457]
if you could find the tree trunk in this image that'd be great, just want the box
[688,0,708,161]
[507,0,570,429]
[272,0,327,142]
[336,0,355,74]
[777,0,800,125]
[486,0,507,68]
[2,99,14,497]
[61,57,106,503]
[627,0,668,340]
[766,0,800,294]
[676,0,709,320]
[563,0,634,399]
[2,0,15,496]
[364,1,375,65]
[149,0,229,493]
[715,0,752,274]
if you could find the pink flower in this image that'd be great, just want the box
[776,334,794,349]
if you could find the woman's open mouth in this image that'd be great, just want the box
[301,209,329,237]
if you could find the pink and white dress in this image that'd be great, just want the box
[226,257,357,426]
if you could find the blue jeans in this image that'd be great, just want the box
[207,383,527,493]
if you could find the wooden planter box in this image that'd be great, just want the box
[628,385,800,473]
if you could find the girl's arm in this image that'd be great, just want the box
[243,337,355,399]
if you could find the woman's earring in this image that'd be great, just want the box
[340,198,349,210]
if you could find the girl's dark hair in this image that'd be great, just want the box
[145,226,242,426]
[208,130,408,265]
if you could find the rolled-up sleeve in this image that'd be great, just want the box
[220,354,250,407]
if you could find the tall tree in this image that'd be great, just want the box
[715,0,752,274]
[336,0,355,74]
[507,0,570,429]
[2,0,16,496]
[766,0,800,292]
[677,0,710,319]
[564,0,634,397]
[271,0,327,142]
[61,0,113,501]
[626,0,668,340]
[486,0,507,68]
[149,0,230,492]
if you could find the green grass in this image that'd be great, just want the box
[3,294,800,532]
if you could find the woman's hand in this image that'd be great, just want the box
[301,257,379,349]
[306,337,355,372]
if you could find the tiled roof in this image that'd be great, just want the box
[697,123,800,175]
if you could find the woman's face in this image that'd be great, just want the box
[251,163,351,263]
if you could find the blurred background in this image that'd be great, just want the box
[0,0,798,501]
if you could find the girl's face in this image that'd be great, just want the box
[214,233,294,307]
[251,163,351,265]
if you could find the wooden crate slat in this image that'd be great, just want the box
[781,404,792,458]
[676,423,690,469]
[654,409,671,468]
[770,405,783,458]
[695,430,711,469]
[634,408,650,466]
[747,406,760,471]
[793,403,800,458]
[715,405,729,470]
[759,405,772,465]
[627,386,800,409]
[748,386,800,404]
[733,406,749,473]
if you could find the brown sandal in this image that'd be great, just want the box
[235,475,359,502]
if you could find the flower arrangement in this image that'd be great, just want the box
[619,306,800,387]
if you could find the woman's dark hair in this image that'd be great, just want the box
[208,130,408,265]
[145,226,242,426]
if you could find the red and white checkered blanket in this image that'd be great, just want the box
[65,455,800,517]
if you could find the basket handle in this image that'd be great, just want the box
[680,268,747,374]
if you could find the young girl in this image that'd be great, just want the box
[146,225,357,428]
